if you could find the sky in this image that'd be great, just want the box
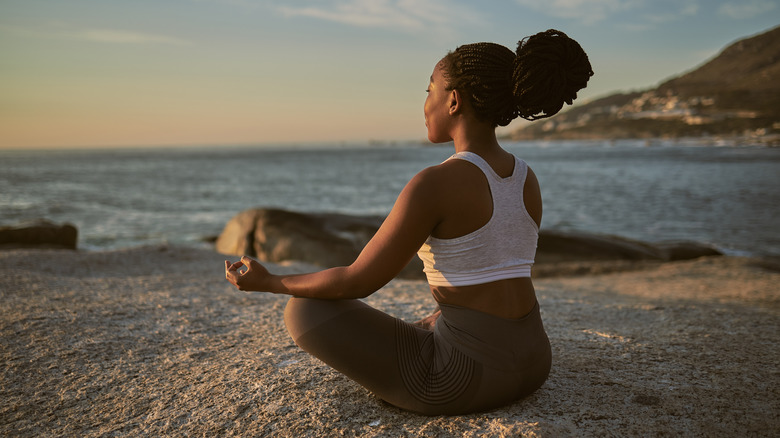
[1,0,778,149]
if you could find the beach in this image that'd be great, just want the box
[1,246,778,437]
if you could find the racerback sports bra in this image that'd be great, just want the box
[417,151,539,287]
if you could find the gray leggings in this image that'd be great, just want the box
[284,297,551,415]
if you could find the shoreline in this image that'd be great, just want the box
[2,246,778,436]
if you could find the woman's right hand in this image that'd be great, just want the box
[224,256,272,292]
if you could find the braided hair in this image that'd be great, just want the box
[440,29,594,126]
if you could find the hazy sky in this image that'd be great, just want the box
[1,0,778,149]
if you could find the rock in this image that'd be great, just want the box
[0,220,78,250]
[536,230,722,263]
[216,208,424,279]
[536,230,660,263]
[653,241,723,261]
[215,209,266,257]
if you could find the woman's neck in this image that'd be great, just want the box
[451,121,502,155]
[450,119,516,177]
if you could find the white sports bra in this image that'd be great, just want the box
[417,152,539,286]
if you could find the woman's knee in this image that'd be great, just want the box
[283,296,307,323]
[283,297,368,342]
[283,297,315,342]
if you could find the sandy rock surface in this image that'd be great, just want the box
[1,247,778,437]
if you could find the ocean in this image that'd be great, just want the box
[2,140,779,257]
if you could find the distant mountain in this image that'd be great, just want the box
[511,25,780,144]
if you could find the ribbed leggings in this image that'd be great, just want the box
[284,297,551,415]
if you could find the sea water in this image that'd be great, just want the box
[1,140,779,257]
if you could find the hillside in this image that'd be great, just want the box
[511,25,780,144]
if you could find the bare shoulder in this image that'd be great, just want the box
[423,158,493,212]
[405,160,464,192]
[418,158,484,188]
[398,160,485,218]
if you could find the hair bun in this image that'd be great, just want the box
[512,29,594,121]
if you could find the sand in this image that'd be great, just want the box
[1,246,778,437]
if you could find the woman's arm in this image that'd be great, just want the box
[225,167,443,299]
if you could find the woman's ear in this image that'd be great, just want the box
[448,89,462,115]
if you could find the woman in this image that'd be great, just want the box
[225,29,593,415]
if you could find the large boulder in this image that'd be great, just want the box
[536,230,659,263]
[536,230,722,263]
[216,208,424,279]
[0,220,78,250]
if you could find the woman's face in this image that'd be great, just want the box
[424,61,453,143]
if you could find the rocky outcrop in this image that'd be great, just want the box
[0,220,78,250]
[216,208,424,279]
[536,230,722,264]
[533,230,723,277]
[216,208,722,279]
